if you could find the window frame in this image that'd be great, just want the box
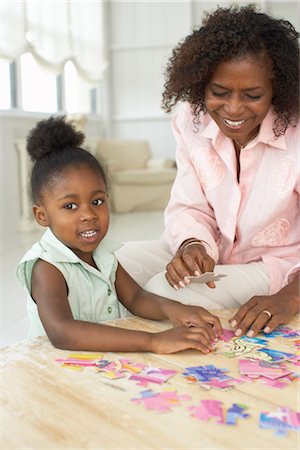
[0,54,103,118]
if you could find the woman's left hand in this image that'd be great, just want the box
[229,278,300,337]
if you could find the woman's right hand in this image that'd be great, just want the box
[165,242,216,289]
[151,325,217,354]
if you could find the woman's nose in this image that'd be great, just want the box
[224,95,245,116]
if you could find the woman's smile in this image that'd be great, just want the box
[205,55,273,147]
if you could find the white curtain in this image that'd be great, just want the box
[1,0,107,83]
[1,2,28,59]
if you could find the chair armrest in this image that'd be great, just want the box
[146,158,176,169]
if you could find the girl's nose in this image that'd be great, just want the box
[80,205,96,221]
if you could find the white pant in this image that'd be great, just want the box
[115,240,270,310]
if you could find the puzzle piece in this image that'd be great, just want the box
[225,403,250,425]
[118,358,145,374]
[94,360,125,379]
[183,365,229,383]
[239,336,269,346]
[259,407,300,437]
[256,348,295,363]
[56,352,103,368]
[131,389,190,413]
[207,377,243,390]
[262,326,300,339]
[239,359,293,380]
[130,367,177,386]
[183,365,243,390]
[219,329,235,342]
[186,272,227,284]
[189,399,224,423]
[217,339,258,358]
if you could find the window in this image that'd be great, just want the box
[1,2,105,116]
[20,53,57,113]
[64,61,97,114]
[0,59,12,110]
[0,55,101,115]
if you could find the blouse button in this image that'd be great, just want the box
[107,288,112,295]
[107,306,112,314]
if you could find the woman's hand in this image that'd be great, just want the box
[165,241,216,289]
[150,325,217,354]
[229,276,300,337]
[163,301,223,339]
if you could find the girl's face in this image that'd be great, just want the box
[204,55,273,146]
[34,164,109,266]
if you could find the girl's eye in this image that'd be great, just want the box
[92,199,104,206]
[64,203,77,210]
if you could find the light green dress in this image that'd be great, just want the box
[16,228,129,338]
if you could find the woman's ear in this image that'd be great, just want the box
[33,204,49,227]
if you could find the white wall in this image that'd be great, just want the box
[1,0,299,240]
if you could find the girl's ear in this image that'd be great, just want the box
[33,204,49,227]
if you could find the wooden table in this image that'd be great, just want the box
[2,310,299,449]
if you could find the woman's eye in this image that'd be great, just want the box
[92,199,103,206]
[246,94,262,100]
[64,203,77,210]
[212,91,227,97]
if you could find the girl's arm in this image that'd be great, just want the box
[31,260,217,353]
[115,263,222,337]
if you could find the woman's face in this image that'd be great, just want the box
[204,55,273,146]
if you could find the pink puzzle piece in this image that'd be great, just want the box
[130,368,177,387]
[189,399,224,424]
[131,389,191,413]
[118,358,146,374]
[220,329,235,342]
[239,359,292,380]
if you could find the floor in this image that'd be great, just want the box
[1,210,164,347]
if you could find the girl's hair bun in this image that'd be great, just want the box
[26,116,85,161]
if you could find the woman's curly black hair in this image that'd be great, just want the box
[27,116,108,203]
[162,4,299,136]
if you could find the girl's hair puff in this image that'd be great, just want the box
[26,116,108,203]
[162,4,299,136]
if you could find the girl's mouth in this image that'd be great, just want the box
[80,230,97,238]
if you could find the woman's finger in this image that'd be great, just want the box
[263,316,281,334]
[242,310,274,337]
[229,298,257,328]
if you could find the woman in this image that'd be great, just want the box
[116,4,300,338]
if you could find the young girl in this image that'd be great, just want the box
[16,116,222,354]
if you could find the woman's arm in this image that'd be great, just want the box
[164,105,219,260]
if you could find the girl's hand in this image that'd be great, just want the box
[150,325,217,354]
[165,242,216,290]
[163,301,222,339]
[229,288,300,338]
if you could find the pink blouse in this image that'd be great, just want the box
[164,103,300,294]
